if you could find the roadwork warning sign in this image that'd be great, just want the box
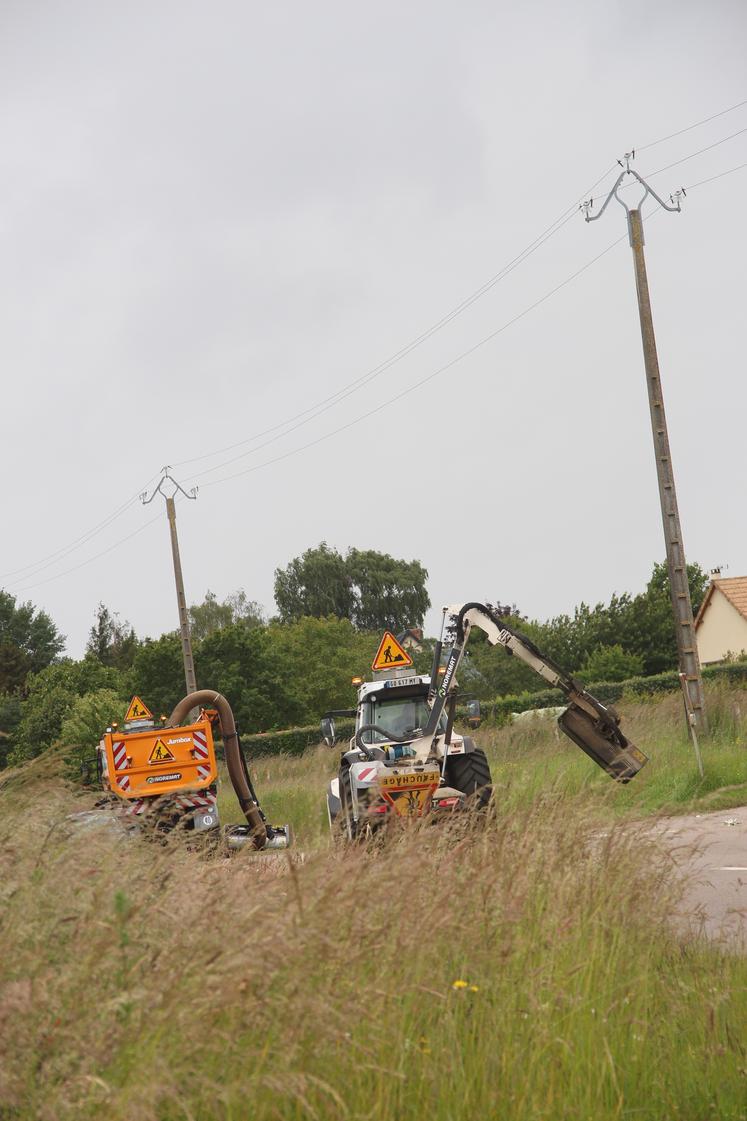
[372,631,413,672]
[124,696,153,722]
[148,739,176,764]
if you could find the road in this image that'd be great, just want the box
[654,806,747,944]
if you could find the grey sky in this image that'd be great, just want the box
[1,0,746,656]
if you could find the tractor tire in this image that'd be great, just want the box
[445,747,493,809]
[337,760,359,842]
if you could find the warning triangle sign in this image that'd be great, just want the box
[372,631,413,672]
[148,738,175,764]
[124,696,153,722]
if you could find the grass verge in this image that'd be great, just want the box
[1,755,746,1120]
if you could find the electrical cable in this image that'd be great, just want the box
[6,100,746,586]
[169,98,747,477]
[12,512,163,595]
[646,125,747,178]
[169,167,618,477]
[685,159,747,190]
[193,225,634,493]
[636,97,747,152]
[0,470,163,584]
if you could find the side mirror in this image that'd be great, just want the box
[320,716,336,747]
[466,700,481,729]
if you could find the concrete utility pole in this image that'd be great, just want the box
[582,157,707,732]
[141,469,198,695]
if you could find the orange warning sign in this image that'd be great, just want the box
[372,631,413,672]
[148,738,175,764]
[124,696,153,722]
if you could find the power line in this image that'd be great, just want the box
[0,471,162,584]
[12,512,163,595]
[170,170,618,477]
[193,225,636,493]
[6,100,747,586]
[686,159,747,190]
[170,98,747,478]
[647,124,747,178]
[636,96,747,152]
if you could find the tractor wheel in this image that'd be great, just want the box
[445,747,493,809]
[337,760,359,842]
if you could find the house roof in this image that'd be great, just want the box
[694,577,747,629]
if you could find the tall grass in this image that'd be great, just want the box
[1,745,746,1120]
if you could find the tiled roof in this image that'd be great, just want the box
[695,577,747,628]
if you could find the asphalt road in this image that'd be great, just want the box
[654,806,747,945]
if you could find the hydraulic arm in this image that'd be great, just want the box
[422,602,648,782]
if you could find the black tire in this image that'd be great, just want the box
[337,759,359,841]
[445,747,493,809]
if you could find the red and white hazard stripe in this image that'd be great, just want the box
[192,729,209,761]
[117,774,131,791]
[173,788,218,811]
[112,740,128,771]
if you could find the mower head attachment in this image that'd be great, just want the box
[557,703,648,783]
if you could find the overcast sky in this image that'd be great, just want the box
[1,0,746,657]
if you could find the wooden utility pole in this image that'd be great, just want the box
[142,470,198,695]
[583,162,707,731]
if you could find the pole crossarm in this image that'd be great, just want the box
[140,467,198,505]
[581,155,707,734]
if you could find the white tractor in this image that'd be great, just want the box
[322,603,648,839]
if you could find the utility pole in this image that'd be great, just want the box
[582,156,707,732]
[141,469,198,695]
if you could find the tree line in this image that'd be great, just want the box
[0,542,709,769]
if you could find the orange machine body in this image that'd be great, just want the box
[101,718,217,801]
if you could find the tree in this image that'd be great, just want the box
[346,549,430,632]
[577,644,644,683]
[274,543,354,623]
[8,659,126,765]
[198,623,294,733]
[86,603,138,670]
[130,635,186,719]
[274,543,430,632]
[188,589,265,642]
[0,590,65,690]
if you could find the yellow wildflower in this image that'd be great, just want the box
[452,979,469,990]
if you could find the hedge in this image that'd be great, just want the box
[241,720,355,758]
[237,661,747,758]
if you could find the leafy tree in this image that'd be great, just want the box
[188,589,265,642]
[577,644,644,683]
[274,544,354,623]
[130,635,186,719]
[198,623,294,733]
[0,693,22,769]
[86,603,139,670]
[0,590,65,690]
[274,543,430,631]
[263,616,378,726]
[8,660,125,765]
[57,688,124,781]
[0,643,31,694]
[346,549,430,632]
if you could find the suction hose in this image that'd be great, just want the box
[167,690,268,848]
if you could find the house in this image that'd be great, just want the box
[397,627,424,654]
[694,576,747,664]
